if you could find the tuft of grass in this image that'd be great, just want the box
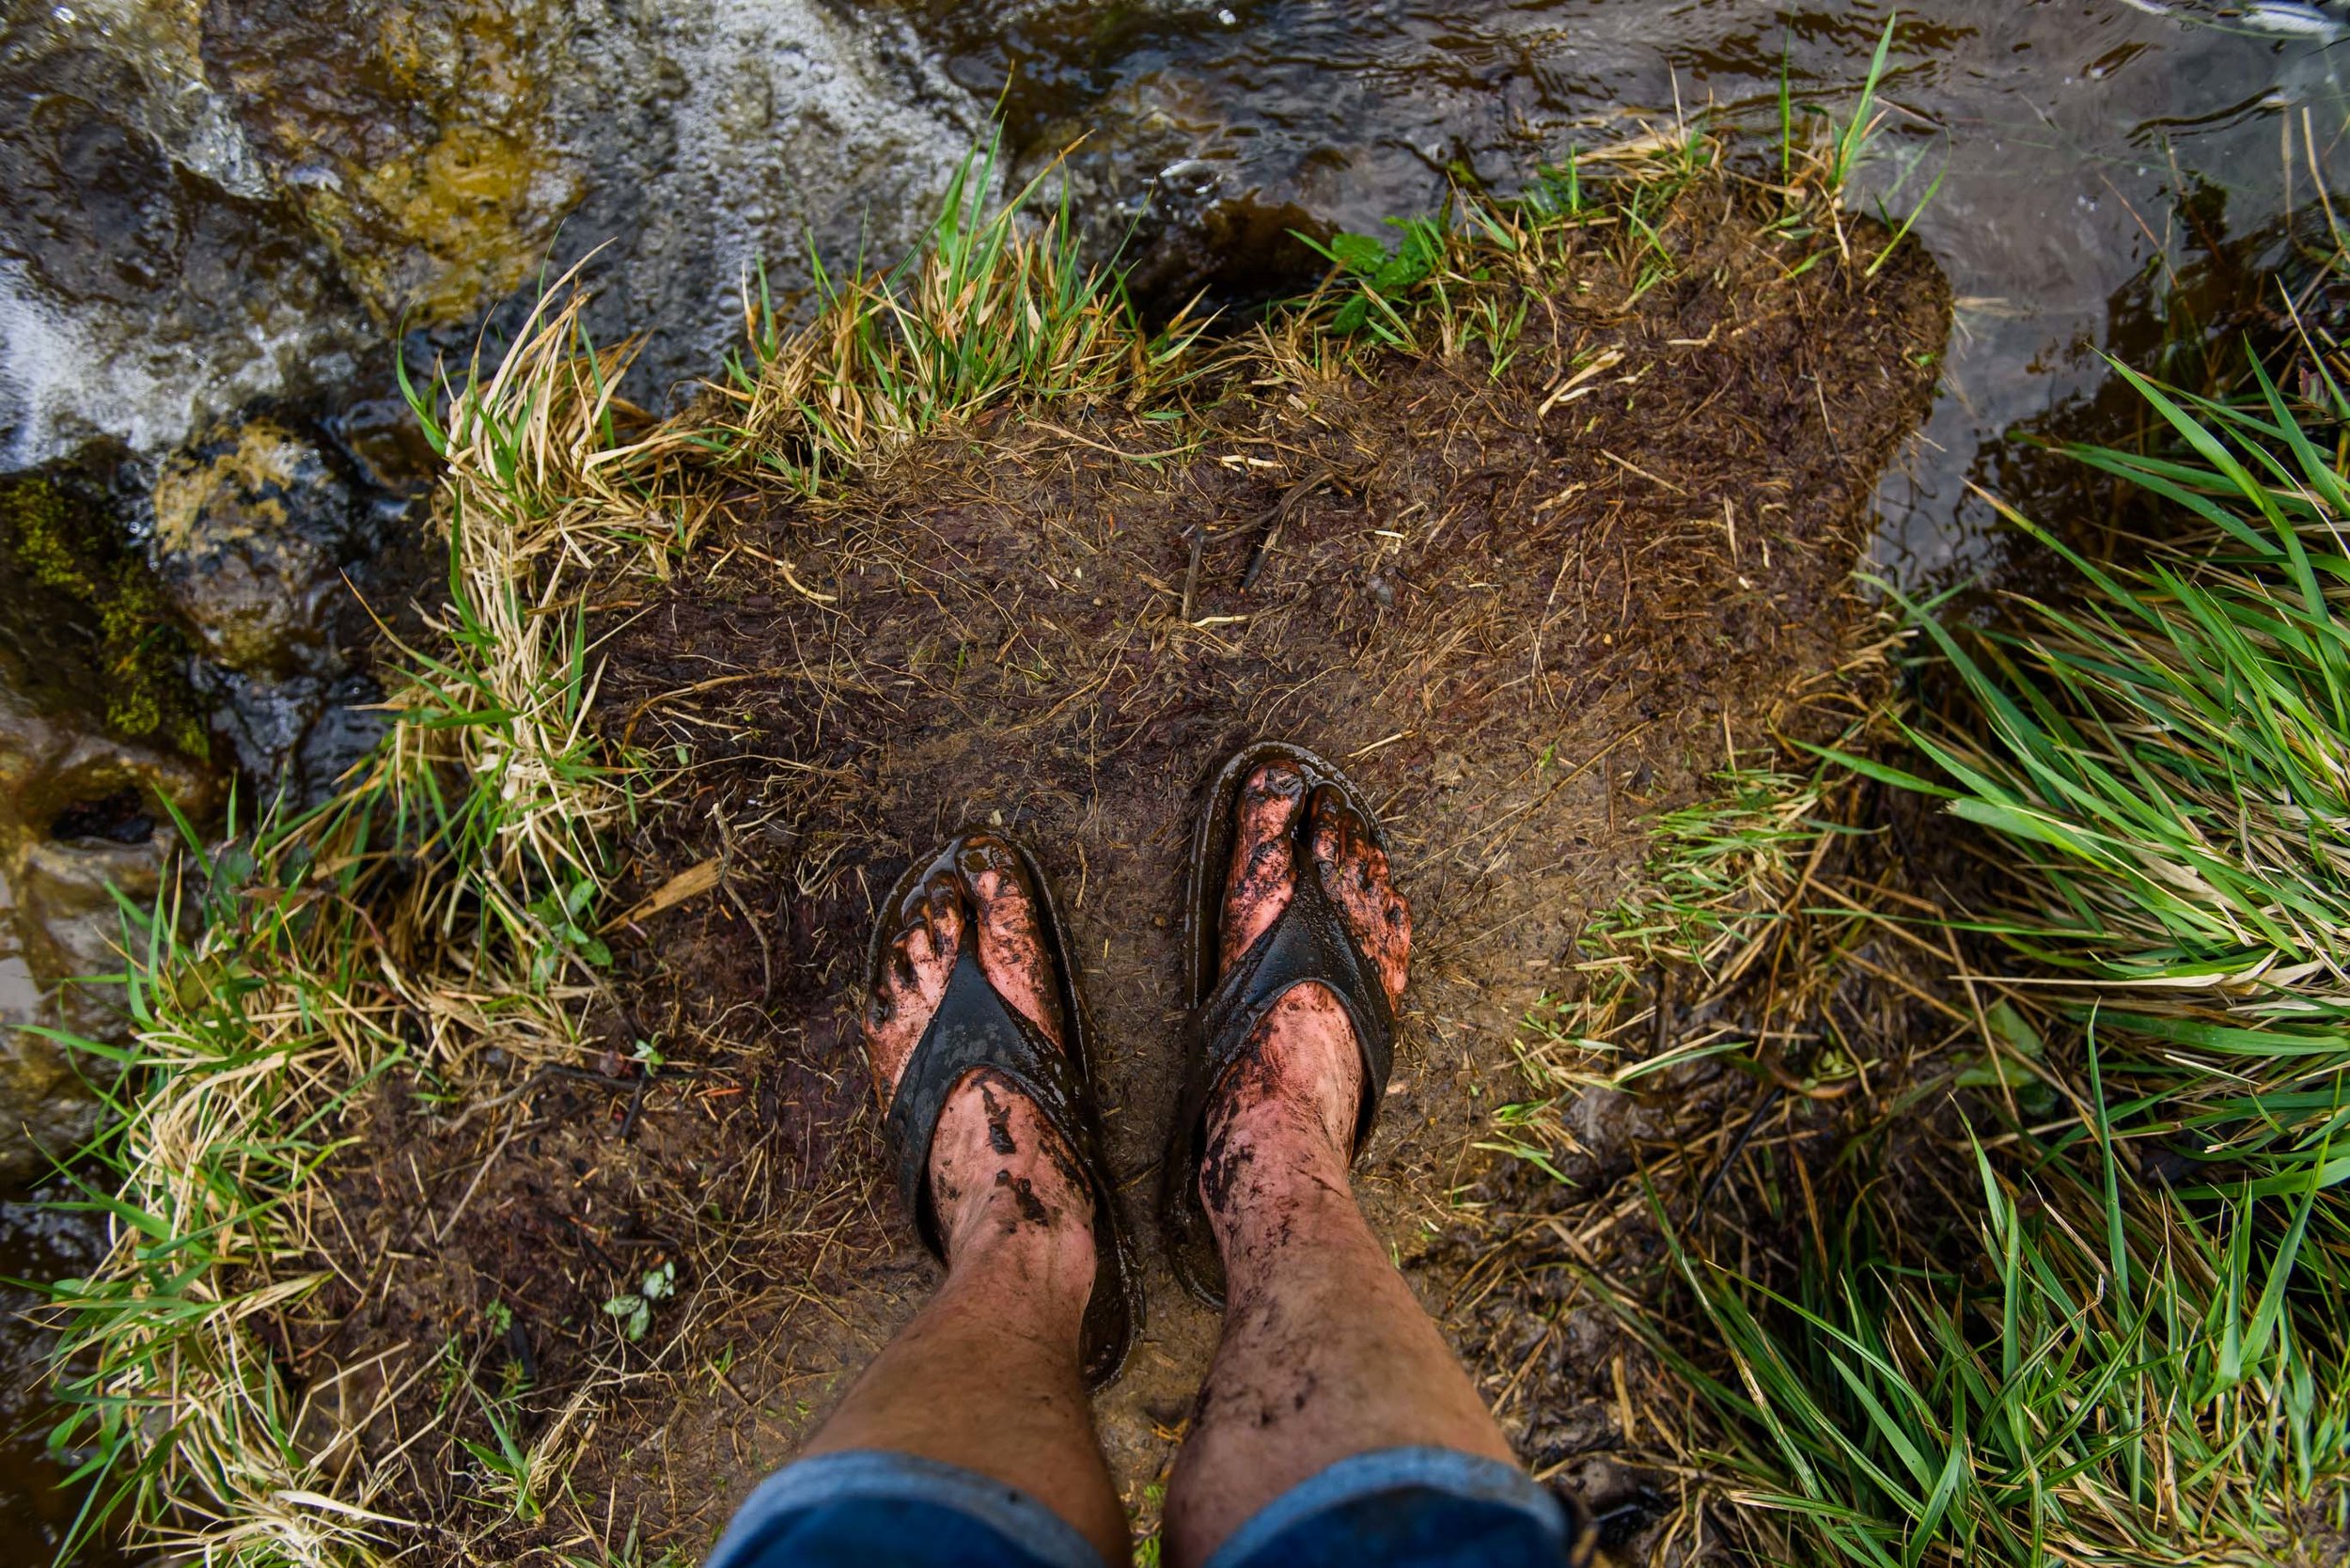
[1578,761,1833,975]
[1498,713,2350,1565]
[1580,280,2350,1568]
[1825,14,1899,198]
[1763,13,1944,280]
[699,127,1205,494]
[1875,351,2350,1196]
[1650,1101,2350,1567]
[39,242,699,1568]
[37,790,424,1567]
[1281,133,1729,369]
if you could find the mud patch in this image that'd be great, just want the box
[296,193,1947,1559]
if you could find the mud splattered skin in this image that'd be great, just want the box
[981,1079,1021,1156]
[1179,761,1418,1448]
[995,1170,1054,1228]
[866,842,1096,1260]
[1197,763,1408,1236]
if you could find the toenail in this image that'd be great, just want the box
[1252,764,1304,799]
[954,838,1013,879]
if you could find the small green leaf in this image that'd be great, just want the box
[1983,1000,2044,1059]
[1326,232,1386,273]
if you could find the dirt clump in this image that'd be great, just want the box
[290,191,1948,1561]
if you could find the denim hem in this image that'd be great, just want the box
[704,1449,1108,1568]
[1200,1445,1566,1568]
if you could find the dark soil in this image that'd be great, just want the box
[288,193,1949,1562]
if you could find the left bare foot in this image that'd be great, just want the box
[864,836,1094,1266]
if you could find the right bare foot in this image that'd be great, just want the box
[864,837,1096,1268]
[1198,760,1411,1234]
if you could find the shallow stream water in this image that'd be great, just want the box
[4,0,2349,1557]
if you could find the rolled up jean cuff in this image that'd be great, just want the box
[704,1443,1571,1568]
[1203,1445,1570,1568]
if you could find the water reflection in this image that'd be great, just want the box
[0,1193,123,1565]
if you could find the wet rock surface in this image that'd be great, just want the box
[150,412,356,674]
[0,410,389,1192]
[196,0,990,393]
[0,3,366,468]
[0,641,216,1183]
[7,1,994,478]
[4,0,1000,875]
[147,409,422,791]
[199,0,585,326]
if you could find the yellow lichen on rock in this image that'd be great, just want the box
[201,0,585,323]
[150,414,352,674]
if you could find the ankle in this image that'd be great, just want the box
[931,1070,1096,1285]
[1213,988,1362,1156]
[1198,988,1363,1246]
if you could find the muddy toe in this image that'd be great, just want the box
[956,833,1067,1048]
[861,870,964,1100]
[1221,759,1308,972]
[1308,785,1410,1007]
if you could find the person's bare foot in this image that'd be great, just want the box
[864,837,1094,1265]
[816,836,1123,1563]
[1199,761,1410,1233]
[1169,770,1517,1568]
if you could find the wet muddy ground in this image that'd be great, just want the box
[5,1,2348,1557]
[283,195,1948,1560]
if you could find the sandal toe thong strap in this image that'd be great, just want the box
[883,942,1094,1248]
[1195,824,1398,1154]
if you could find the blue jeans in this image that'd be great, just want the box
[704,1445,1575,1568]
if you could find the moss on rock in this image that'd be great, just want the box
[200,0,585,323]
[0,470,208,758]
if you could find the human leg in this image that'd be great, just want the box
[749,839,1127,1563]
[1162,765,1519,1567]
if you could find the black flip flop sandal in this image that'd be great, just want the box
[1159,740,1401,1309]
[864,831,1143,1387]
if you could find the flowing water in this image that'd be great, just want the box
[2,0,2347,1556]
